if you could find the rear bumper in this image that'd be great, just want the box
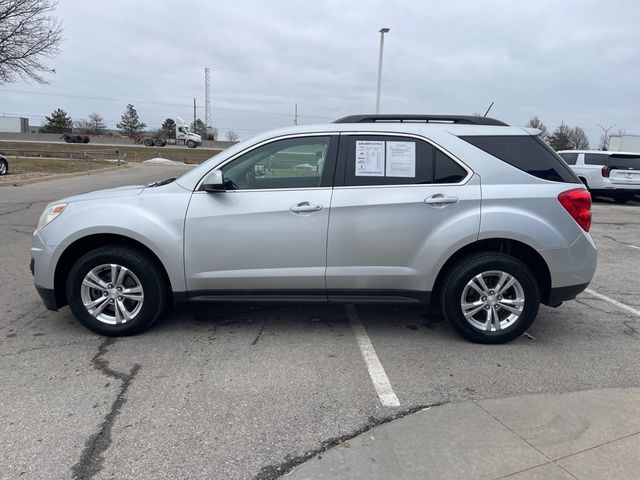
[546,282,589,307]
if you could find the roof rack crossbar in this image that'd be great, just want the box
[333,114,508,126]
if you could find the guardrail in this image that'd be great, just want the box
[0,148,125,175]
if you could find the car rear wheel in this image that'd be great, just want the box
[613,192,630,204]
[66,246,166,336]
[440,253,540,344]
[0,158,8,175]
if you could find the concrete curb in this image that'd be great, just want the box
[285,387,640,480]
[0,163,130,187]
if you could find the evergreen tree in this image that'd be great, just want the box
[548,123,572,151]
[40,108,72,133]
[190,118,207,136]
[526,116,549,142]
[160,118,175,136]
[117,104,146,137]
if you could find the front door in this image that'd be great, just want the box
[184,134,337,297]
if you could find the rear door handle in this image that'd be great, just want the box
[290,201,323,214]
[425,194,459,206]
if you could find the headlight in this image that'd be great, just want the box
[37,203,67,230]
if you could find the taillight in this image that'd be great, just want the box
[558,189,591,232]
[601,165,611,177]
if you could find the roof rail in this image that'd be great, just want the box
[333,114,508,126]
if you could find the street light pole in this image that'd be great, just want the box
[596,123,617,151]
[375,27,390,114]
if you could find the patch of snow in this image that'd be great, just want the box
[143,158,187,165]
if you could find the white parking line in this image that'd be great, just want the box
[626,244,640,250]
[585,288,640,317]
[345,304,401,407]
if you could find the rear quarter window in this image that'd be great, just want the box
[460,135,579,183]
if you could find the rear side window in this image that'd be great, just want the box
[460,135,579,183]
[584,153,607,165]
[559,153,578,165]
[606,154,640,170]
[342,135,468,186]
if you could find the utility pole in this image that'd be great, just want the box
[205,68,212,133]
[596,123,617,151]
[294,103,298,125]
[193,98,196,127]
[375,27,390,114]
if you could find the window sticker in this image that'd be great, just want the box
[386,141,416,177]
[355,141,385,176]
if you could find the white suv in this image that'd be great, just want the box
[558,150,640,203]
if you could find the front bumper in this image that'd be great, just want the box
[35,285,58,311]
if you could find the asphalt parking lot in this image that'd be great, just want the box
[1,165,639,479]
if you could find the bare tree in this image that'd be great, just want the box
[87,112,106,134]
[75,112,106,134]
[0,0,63,84]
[568,127,589,150]
[225,130,239,142]
[526,116,549,142]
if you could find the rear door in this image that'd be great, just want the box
[607,154,640,186]
[325,133,481,300]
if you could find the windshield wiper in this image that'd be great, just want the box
[148,178,176,187]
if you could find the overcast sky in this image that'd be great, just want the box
[1,0,638,145]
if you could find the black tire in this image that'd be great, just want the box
[153,138,164,147]
[82,136,90,144]
[0,158,8,176]
[74,135,84,143]
[440,253,540,344]
[186,139,196,148]
[579,178,589,190]
[63,134,73,143]
[613,192,630,204]
[143,138,154,147]
[66,246,167,336]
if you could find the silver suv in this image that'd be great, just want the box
[31,115,597,343]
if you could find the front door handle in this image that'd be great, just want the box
[425,194,459,207]
[290,201,323,214]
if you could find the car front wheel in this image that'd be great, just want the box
[66,246,166,336]
[440,253,540,344]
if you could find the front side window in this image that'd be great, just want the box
[343,135,466,186]
[221,136,331,190]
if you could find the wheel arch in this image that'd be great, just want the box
[53,233,173,309]
[431,238,552,307]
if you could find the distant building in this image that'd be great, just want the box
[0,116,29,133]
[608,134,640,152]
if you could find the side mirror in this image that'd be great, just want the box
[202,170,225,192]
